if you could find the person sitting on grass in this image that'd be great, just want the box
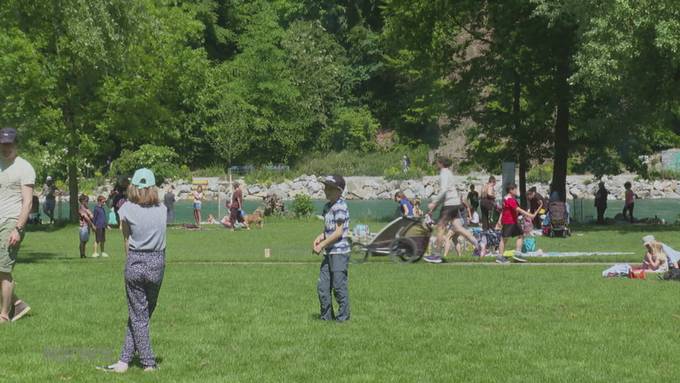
[394,191,414,218]
[641,235,680,269]
[496,183,537,264]
[313,175,351,322]
[78,194,95,259]
[640,236,669,272]
[474,220,502,257]
[412,198,423,217]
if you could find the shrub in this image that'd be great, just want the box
[527,163,553,183]
[383,167,425,181]
[110,144,182,184]
[319,106,380,152]
[292,194,315,218]
[294,145,432,177]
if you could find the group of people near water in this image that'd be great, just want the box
[392,159,549,264]
[187,183,254,230]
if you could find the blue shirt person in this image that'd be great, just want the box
[394,191,414,218]
[313,175,351,321]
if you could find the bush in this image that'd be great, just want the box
[527,163,553,183]
[293,145,432,177]
[383,166,425,181]
[292,194,315,218]
[110,144,182,184]
[319,106,380,152]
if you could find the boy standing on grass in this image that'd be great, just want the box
[92,195,108,258]
[313,175,351,322]
[497,183,537,264]
[78,194,95,259]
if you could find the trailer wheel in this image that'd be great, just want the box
[389,237,420,263]
[350,241,370,264]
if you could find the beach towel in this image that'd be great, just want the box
[602,263,632,278]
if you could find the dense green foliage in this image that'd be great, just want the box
[292,194,315,218]
[0,0,679,208]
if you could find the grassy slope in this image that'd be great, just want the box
[1,220,679,382]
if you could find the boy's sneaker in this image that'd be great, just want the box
[512,252,528,263]
[101,253,109,258]
[92,253,100,258]
[97,361,128,373]
[424,255,443,264]
[10,300,31,322]
[495,255,510,264]
[143,366,158,372]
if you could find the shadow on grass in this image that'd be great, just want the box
[25,221,71,233]
[570,223,680,234]
[129,356,164,369]
[16,251,76,264]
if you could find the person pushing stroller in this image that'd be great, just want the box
[425,157,480,264]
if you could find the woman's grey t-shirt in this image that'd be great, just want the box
[118,202,167,251]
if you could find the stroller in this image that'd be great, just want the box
[350,216,434,264]
[544,201,571,237]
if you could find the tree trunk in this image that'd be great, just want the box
[551,42,571,202]
[67,122,80,223]
[512,75,527,208]
[68,160,79,222]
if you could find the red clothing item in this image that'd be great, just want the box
[501,195,519,225]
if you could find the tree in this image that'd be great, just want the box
[0,0,208,221]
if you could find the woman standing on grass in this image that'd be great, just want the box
[193,185,203,226]
[100,168,166,373]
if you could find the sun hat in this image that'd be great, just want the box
[320,175,345,192]
[131,168,156,189]
[642,235,656,246]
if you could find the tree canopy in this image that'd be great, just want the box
[0,0,678,210]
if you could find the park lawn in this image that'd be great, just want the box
[0,220,679,382]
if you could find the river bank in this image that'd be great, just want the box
[70,173,679,202]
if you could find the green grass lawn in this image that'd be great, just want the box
[2,219,679,382]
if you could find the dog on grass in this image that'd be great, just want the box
[244,208,264,229]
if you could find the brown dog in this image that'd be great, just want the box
[244,209,264,229]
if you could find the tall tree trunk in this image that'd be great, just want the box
[68,124,79,223]
[68,160,79,222]
[551,42,571,202]
[512,75,527,208]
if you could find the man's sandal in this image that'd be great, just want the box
[0,314,11,324]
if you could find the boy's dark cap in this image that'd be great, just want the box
[0,128,17,144]
[320,175,345,192]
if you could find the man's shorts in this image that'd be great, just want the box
[438,205,461,224]
[0,219,23,273]
[80,226,90,242]
[502,223,522,238]
[95,227,106,243]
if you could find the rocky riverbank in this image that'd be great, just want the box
[76,173,680,202]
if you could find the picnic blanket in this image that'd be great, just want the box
[523,251,635,257]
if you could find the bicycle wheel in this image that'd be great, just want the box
[350,241,370,264]
[389,237,420,263]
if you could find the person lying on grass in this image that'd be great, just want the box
[496,183,538,264]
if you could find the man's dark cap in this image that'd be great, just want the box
[0,128,17,144]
